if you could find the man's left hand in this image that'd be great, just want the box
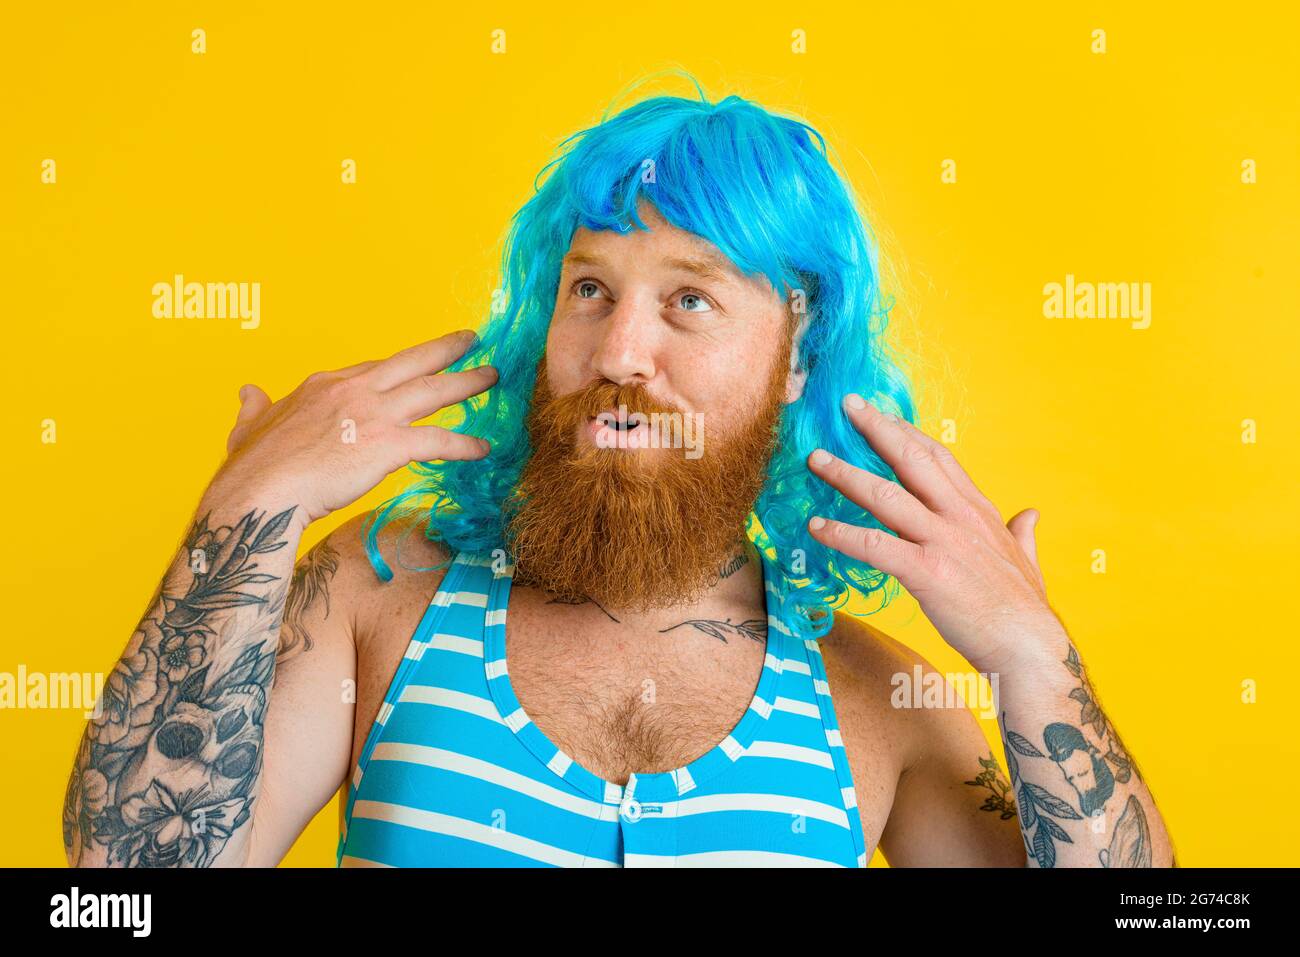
[805,393,1066,673]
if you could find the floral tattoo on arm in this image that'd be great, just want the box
[62,507,301,867]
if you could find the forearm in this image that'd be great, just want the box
[984,628,1175,868]
[63,487,308,868]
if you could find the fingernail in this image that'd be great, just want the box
[237,385,250,403]
[844,393,867,411]
[809,516,826,531]
[810,449,832,466]
[478,438,491,454]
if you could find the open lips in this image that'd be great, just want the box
[586,408,653,447]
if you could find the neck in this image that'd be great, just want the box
[531,537,767,632]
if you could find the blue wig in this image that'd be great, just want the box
[364,76,918,641]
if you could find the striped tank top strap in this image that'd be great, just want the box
[795,622,870,868]
[336,550,491,863]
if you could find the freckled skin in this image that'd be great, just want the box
[545,200,802,439]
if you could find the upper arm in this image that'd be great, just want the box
[245,515,366,866]
[246,509,451,866]
[824,613,1027,868]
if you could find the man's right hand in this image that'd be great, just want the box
[210,329,497,524]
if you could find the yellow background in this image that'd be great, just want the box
[2,3,1296,867]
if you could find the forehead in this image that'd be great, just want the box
[563,202,751,286]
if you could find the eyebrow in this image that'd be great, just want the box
[562,251,739,285]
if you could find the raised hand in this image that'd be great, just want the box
[212,329,497,523]
[805,393,1063,672]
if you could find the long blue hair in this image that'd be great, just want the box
[364,75,918,640]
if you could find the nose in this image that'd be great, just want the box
[588,292,657,387]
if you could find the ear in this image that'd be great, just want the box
[783,312,812,404]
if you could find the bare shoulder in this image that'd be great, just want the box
[820,611,998,772]
[817,610,927,777]
[820,608,929,681]
[818,611,1025,865]
[309,508,453,649]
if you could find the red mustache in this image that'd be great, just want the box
[531,376,685,443]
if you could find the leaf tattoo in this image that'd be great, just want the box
[1099,794,1153,868]
[658,618,768,644]
[280,538,340,659]
[62,506,296,868]
[964,752,1018,820]
[1001,710,1083,868]
[544,594,620,623]
[1063,643,1136,785]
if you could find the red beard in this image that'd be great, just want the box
[504,328,794,612]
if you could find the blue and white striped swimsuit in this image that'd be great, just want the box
[337,550,868,867]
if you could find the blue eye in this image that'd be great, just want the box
[575,280,602,299]
[678,291,713,313]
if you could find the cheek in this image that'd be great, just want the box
[667,345,765,419]
[544,320,588,394]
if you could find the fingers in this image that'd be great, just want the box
[848,394,1002,523]
[368,329,479,391]
[807,515,929,585]
[840,394,961,514]
[227,384,272,454]
[384,364,499,423]
[327,358,381,378]
[1006,508,1047,597]
[806,448,939,543]
[401,425,491,464]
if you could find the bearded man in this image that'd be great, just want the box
[62,84,1173,869]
